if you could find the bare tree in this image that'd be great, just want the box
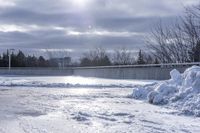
[112,48,134,65]
[80,48,111,66]
[147,4,200,63]
[181,6,200,62]
[147,10,200,63]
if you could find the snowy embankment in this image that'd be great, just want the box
[132,66,200,116]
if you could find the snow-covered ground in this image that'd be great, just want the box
[0,76,200,133]
[0,76,153,88]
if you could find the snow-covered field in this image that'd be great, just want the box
[0,75,200,133]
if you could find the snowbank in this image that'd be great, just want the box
[132,66,200,116]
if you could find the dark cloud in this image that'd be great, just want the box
[0,0,199,58]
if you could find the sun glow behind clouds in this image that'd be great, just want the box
[71,0,91,9]
[0,0,15,7]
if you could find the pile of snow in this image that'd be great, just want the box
[132,66,200,116]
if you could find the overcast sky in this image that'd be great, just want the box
[0,0,199,58]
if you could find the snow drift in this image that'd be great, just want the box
[132,66,200,116]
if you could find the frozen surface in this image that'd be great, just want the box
[1,87,200,133]
[132,66,200,117]
[0,76,200,133]
[0,76,153,88]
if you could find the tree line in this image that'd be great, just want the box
[0,50,61,67]
[79,48,158,67]
[0,48,154,67]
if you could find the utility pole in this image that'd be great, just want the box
[62,56,65,70]
[8,49,15,70]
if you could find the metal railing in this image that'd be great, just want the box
[72,62,200,69]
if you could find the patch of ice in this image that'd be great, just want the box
[0,76,154,88]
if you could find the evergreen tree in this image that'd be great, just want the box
[0,55,3,67]
[2,51,9,67]
[26,55,38,67]
[137,50,145,64]
[154,58,159,64]
[38,56,47,67]
[193,41,200,62]
[0,50,61,67]
[16,50,26,67]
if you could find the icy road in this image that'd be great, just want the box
[0,76,200,133]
